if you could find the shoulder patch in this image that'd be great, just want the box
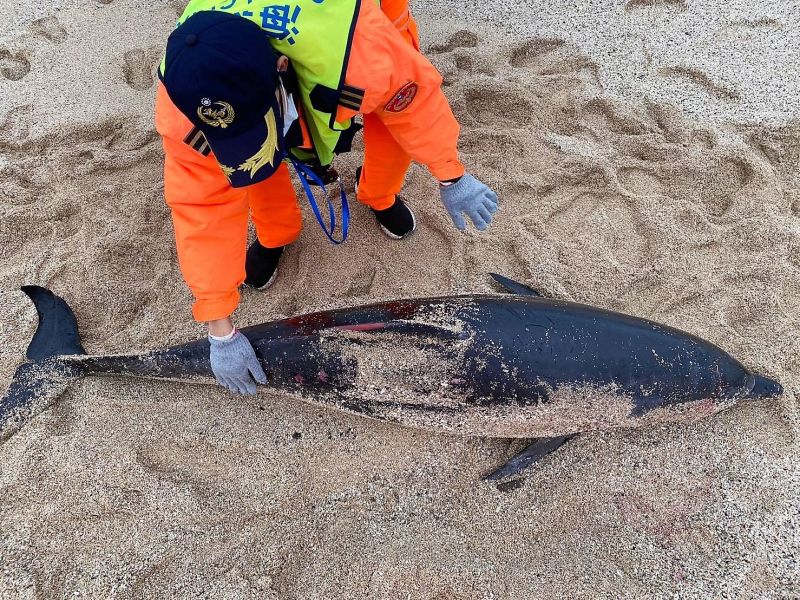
[384,81,418,113]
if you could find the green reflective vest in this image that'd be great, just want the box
[163,0,363,166]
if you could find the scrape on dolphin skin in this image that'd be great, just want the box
[0,278,783,481]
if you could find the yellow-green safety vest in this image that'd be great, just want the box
[163,0,363,166]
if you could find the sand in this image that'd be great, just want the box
[1,0,799,597]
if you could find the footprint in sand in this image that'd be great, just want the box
[429,29,499,84]
[0,104,33,142]
[616,166,665,197]
[443,55,465,75]
[716,17,782,42]
[701,157,754,218]
[123,48,158,91]
[427,29,478,54]
[345,264,377,297]
[722,295,774,339]
[459,130,522,157]
[510,38,566,69]
[30,16,68,43]
[463,85,533,128]
[541,188,655,275]
[509,37,601,87]
[0,48,30,81]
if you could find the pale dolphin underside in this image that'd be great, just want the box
[0,275,782,480]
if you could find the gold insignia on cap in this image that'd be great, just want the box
[197,100,235,128]
[238,108,278,178]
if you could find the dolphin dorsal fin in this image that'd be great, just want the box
[489,273,542,297]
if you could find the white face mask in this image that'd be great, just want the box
[277,75,299,137]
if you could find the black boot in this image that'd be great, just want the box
[244,241,284,290]
[371,197,417,239]
[356,166,417,240]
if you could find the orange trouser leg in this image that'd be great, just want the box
[355,0,419,211]
[357,112,413,211]
[163,142,250,322]
[247,162,303,248]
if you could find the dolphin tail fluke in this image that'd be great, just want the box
[749,374,783,399]
[20,285,86,361]
[1,287,86,441]
[483,434,576,482]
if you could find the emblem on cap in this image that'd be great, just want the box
[197,98,235,128]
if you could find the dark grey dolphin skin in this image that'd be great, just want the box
[0,275,782,481]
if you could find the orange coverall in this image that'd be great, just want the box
[155,0,466,322]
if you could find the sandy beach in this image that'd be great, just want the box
[1,0,798,597]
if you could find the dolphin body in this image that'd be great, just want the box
[0,275,782,480]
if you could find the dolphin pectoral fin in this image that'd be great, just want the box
[483,434,576,481]
[488,273,542,297]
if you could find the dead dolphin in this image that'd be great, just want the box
[0,274,782,480]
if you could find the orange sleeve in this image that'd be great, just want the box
[378,0,421,50]
[155,83,247,322]
[342,0,466,182]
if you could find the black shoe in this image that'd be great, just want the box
[356,166,417,240]
[371,197,417,239]
[244,241,283,290]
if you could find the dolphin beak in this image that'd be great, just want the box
[748,374,783,398]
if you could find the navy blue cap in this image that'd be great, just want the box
[163,11,286,188]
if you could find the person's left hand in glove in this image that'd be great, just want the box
[439,173,498,231]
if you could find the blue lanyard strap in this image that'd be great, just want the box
[290,158,350,245]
